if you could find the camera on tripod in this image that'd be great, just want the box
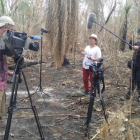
[2,30,39,58]
[3,30,45,140]
[85,58,107,137]
[89,59,103,79]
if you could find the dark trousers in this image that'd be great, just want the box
[128,68,140,94]
[83,68,93,92]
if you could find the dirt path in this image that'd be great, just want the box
[0,62,92,140]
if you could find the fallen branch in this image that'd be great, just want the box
[24,130,40,139]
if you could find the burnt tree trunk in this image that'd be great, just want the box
[120,4,131,51]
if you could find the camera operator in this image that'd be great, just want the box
[79,34,101,94]
[0,16,14,120]
[122,29,140,101]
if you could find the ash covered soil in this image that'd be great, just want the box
[0,54,140,140]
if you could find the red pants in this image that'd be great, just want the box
[83,68,93,92]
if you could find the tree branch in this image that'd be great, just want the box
[99,1,117,33]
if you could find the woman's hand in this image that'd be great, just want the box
[87,55,91,60]
[79,47,84,53]
[79,47,85,56]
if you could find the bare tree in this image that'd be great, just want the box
[120,3,131,51]
[47,0,78,69]
[99,1,117,33]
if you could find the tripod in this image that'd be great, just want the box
[4,57,45,140]
[34,30,50,97]
[85,60,108,137]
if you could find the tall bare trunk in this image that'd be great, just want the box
[47,0,78,69]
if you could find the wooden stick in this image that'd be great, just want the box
[24,130,40,139]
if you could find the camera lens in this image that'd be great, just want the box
[29,42,39,51]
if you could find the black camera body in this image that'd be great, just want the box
[89,59,103,79]
[2,30,39,57]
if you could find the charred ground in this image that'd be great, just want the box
[0,51,140,140]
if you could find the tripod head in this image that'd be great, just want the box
[89,59,105,93]
[89,59,104,80]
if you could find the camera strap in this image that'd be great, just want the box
[22,37,31,56]
[3,32,19,58]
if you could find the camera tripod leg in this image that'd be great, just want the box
[85,92,95,137]
[100,99,108,122]
[22,71,45,140]
[98,82,108,122]
[4,73,20,140]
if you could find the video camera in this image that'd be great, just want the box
[2,30,40,58]
[89,59,103,79]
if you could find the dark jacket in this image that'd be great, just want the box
[129,40,140,69]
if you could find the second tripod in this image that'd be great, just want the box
[35,28,50,96]
[4,57,45,140]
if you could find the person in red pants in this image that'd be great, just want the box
[79,34,102,94]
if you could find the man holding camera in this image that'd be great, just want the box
[122,29,140,101]
[0,16,14,120]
